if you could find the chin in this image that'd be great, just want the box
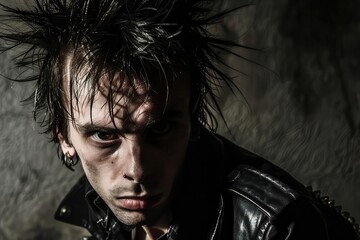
[114,211,147,226]
[110,206,149,225]
[110,204,168,227]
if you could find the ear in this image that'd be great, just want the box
[58,133,76,157]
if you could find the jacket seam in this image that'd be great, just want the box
[228,188,273,218]
[210,194,224,240]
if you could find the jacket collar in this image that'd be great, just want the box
[54,175,91,228]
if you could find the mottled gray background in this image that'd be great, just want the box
[0,0,359,239]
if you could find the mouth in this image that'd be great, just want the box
[114,194,163,211]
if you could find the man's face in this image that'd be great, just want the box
[59,70,192,227]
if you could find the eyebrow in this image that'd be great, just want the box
[75,124,119,136]
[75,108,185,135]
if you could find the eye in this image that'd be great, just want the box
[91,131,119,142]
[149,120,171,135]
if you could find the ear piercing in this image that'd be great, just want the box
[62,152,79,171]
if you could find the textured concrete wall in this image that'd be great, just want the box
[0,52,87,238]
[0,0,359,239]
[0,2,88,239]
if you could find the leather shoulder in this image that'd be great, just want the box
[227,164,299,221]
[223,165,300,240]
[223,163,359,240]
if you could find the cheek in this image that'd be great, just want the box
[80,155,98,176]
[74,143,115,187]
[157,128,190,175]
[77,149,101,184]
[78,152,117,198]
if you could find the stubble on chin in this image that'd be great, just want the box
[108,199,172,228]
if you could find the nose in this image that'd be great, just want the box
[122,135,148,183]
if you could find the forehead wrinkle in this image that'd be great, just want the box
[111,98,157,131]
[69,67,181,132]
[62,54,149,127]
[73,89,156,132]
[99,71,150,97]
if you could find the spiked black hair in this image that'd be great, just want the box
[0,0,248,145]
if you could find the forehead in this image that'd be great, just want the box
[69,66,191,128]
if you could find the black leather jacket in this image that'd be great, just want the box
[55,129,360,239]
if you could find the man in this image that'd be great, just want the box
[0,0,359,239]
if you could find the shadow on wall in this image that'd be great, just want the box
[278,0,360,128]
[216,0,360,221]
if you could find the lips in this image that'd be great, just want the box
[115,194,163,211]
